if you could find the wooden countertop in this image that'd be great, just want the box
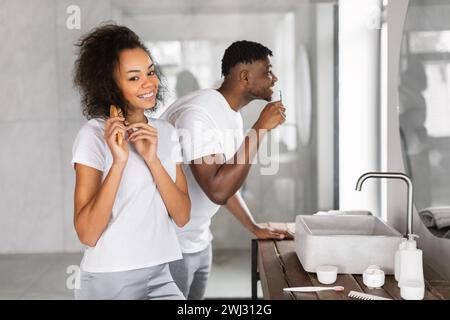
[253,223,449,300]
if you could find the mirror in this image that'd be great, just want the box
[398,0,450,239]
[110,0,337,247]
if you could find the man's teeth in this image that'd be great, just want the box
[138,92,154,99]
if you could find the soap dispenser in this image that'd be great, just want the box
[398,235,425,300]
[394,237,407,283]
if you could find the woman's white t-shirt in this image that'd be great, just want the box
[71,117,183,273]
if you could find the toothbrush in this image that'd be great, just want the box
[283,286,344,293]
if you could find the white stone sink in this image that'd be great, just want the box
[295,214,402,274]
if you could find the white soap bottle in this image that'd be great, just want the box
[394,237,407,283]
[398,236,425,300]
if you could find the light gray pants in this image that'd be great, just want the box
[74,263,185,300]
[169,244,212,300]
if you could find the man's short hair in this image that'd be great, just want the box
[221,40,273,77]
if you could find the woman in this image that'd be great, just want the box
[71,24,190,300]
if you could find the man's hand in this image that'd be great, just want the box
[252,223,293,240]
[254,101,286,131]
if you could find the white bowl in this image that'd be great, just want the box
[316,265,338,284]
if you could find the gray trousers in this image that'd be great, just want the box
[169,244,212,300]
[74,263,185,300]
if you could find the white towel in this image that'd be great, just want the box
[419,210,435,228]
[444,230,450,239]
[314,210,371,216]
[419,207,450,229]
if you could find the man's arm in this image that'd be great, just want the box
[189,101,286,205]
[225,192,292,239]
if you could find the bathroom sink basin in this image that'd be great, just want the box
[295,214,402,274]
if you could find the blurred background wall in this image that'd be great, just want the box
[0,0,336,253]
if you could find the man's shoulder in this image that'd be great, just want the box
[173,106,215,129]
[162,90,221,126]
[170,89,222,111]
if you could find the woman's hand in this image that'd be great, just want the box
[104,116,128,166]
[126,122,159,164]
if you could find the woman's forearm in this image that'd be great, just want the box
[146,159,190,227]
[75,164,125,246]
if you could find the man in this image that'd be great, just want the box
[161,40,290,300]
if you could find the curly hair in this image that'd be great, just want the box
[221,40,273,77]
[73,23,166,119]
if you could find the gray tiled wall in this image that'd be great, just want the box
[0,0,112,253]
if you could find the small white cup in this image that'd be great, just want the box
[363,265,385,289]
[400,281,425,300]
[316,265,338,284]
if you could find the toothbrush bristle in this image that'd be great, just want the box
[335,286,345,291]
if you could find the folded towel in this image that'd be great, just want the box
[419,207,450,229]
[314,210,372,216]
[444,230,450,239]
[419,210,435,228]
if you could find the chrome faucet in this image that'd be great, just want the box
[355,172,414,239]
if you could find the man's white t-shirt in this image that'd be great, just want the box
[71,117,183,273]
[160,89,244,253]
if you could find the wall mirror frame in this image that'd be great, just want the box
[398,0,450,240]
